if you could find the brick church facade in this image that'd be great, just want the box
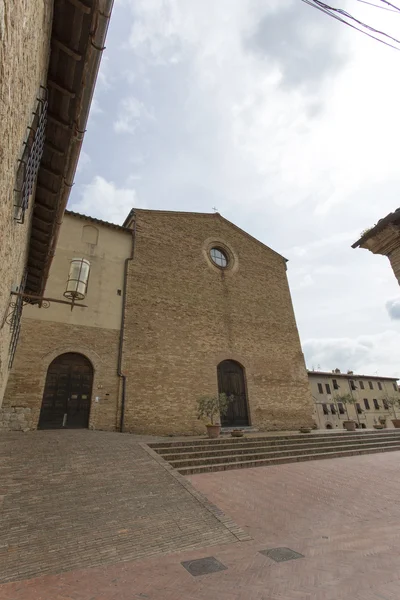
[1,209,313,434]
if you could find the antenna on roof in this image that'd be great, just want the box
[212,207,218,213]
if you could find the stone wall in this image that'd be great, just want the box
[0,0,53,404]
[1,319,121,431]
[123,210,314,435]
[388,246,400,285]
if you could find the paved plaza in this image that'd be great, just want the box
[1,431,400,599]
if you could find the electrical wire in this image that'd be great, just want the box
[354,0,400,12]
[301,0,400,51]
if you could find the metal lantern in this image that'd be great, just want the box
[64,258,90,302]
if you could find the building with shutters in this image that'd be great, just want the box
[1,208,314,435]
[0,1,112,409]
[309,369,400,430]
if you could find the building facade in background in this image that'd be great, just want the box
[309,370,400,430]
[352,208,400,285]
[0,0,112,407]
[1,209,314,435]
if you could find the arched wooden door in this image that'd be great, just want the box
[38,353,93,429]
[217,360,249,426]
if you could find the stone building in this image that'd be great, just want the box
[1,208,314,434]
[309,369,400,430]
[352,208,400,284]
[0,1,112,406]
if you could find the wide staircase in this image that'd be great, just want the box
[148,429,400,475]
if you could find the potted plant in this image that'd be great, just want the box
[334,392,357,431]
[383,395,400,428]
[197,393,232,439]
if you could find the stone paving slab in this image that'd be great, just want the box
[2,451,400,599]
[0,430,246,584]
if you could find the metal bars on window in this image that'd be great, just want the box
[14,88,48,224]
[8,272,27,369]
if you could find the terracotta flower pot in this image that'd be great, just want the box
[343,420,356,432]
[206,424,221,439]
[300,427,311,434]
[392,419,400,428]
[231,430,244,438]
[373,424,384,429]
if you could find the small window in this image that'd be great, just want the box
[338,403,345,415]
[326,383,331,394]
[369,381,373,390]
[332,379,339,390]
[356,403,362,414]
[350,380,356,390]
[373,399,379,410]
[383,399,389,410]
[318,383,323,394]
[322,403,329,415]
[364,399,370,410]
[330,404,336,414]
[394,383,398,391]
[210,247,228,268]
[359,381,364,390]
[377,382,382,391]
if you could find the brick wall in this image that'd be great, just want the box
[0,0,53,404]
[1,319,121,431]
[122,210,314,435]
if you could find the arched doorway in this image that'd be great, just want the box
[217,360,249,427]
[38,353,93,429]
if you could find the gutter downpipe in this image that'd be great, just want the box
[119,218,136,432]
[40,0,114,295]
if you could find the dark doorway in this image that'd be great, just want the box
[217,360,249,426]
[38,353,93,429]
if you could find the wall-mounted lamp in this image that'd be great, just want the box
[64,258,90,308]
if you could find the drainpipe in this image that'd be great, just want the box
[118,218,136,432]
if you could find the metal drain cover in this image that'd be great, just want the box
[260,547,304,562]
[181,556,227,576]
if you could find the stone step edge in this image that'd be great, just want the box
[157,436,400,458]
[152,431,400,451]
[178,444,400,475]
[149,430,400,448]
[168,440,400,467]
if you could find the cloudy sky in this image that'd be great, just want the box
[70,0,400,377]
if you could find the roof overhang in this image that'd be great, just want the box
[26,0,114,296]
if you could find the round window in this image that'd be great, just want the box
[210,247,228,268]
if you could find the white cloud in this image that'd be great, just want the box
[387,298,400,321]
[303,330,400,378]
[70,176,143,224]
[114,97,154,134]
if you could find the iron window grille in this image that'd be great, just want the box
[8,272,27,369]
[14,87,47,224]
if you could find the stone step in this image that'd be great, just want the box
[177,444,400,475]
[168,439,400,470]
[152,431,400,453]
[149,429,400,450]
[159,435,400,461]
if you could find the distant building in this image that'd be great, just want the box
[352,208,400,285]
[308,369,400,430]
[0,1,112,407]
[1,208,314,435]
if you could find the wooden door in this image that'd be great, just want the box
[217,360,249,426]
[38,353,93,429]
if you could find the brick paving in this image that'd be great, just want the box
[2,436,400,599]
[0,430,244,584]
